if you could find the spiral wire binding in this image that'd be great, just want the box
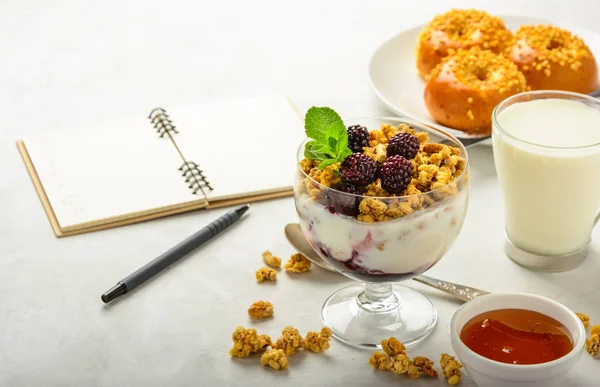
[148,108,179,137]
[179,161,213,194]
[148,107,213,200]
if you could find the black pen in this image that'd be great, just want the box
[101,204,250,303]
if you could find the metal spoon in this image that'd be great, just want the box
[284,223,490,302]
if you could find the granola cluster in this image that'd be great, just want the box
[302,327,333,353]
[390,353,423,379]
[579,312,599,358]
[368,123,429,147]
[586,324,599,357]
[248,300,274,319]
[230,325,333,371]
[381,337,406,356]
[303,163,341,200]
[298,123,467,223]
[254,251,310,293]
[256,252,311,282]
[368,351,390,370]
[229,326,272,358]
[440,353,462,385]
[255,267,277,283]
[576,312,590,328]
[368,337,443,382]
[262,250,281,267]
[260,349,289,370]
[413,356,439,378]
[356,147,463,223]
[283,253,311,273]
[272,326,304,356]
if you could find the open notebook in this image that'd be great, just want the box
[17,94,305,237]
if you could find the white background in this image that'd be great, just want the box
[1,0,599,386]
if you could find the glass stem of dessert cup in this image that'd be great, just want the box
[357,282,399,313]
[320,281,438,350]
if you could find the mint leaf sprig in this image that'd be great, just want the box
[304,107,353,169]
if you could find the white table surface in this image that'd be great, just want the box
[1,0,599,386]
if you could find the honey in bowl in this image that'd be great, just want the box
[459,309,574,365]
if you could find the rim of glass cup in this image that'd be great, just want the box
[492,90,600,150]
[296,116,469,201]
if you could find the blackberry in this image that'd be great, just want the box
[328,183,363,217]
[339,153,378,186]
[380,155,414,194]
[347,124,370,153]
[387,132,420,159]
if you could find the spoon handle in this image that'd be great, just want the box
[413,275,490,302]
[310,257,337,272]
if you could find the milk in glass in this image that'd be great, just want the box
[493,98,600,256]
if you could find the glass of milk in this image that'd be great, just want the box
[492,90,600,272]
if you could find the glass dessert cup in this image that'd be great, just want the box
[294,117,470,349]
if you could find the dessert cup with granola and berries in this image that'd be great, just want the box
[294,115,470,349]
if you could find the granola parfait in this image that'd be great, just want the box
[294,109,470,349]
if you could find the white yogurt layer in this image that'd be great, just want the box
[296,188,469,274]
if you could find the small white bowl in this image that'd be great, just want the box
[450,293,586,387]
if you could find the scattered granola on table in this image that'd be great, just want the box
[302,327,333,353]
[413,356,438,378]
[248,301,274,319]
[586,324,599,357]
[260,349,289,370]
[380,337,406,356]
[272,326,304,356]
[229,326,271,358]
[255,267,277,283]
[406,361,423,379]
[441,353,462,385]
[576,312,590,328]
[283,253,311,273]
[368,351,390,370]
[369,337,439,381]
[262,250,281,267]
[387,353,411,374]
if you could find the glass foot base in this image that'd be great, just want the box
[505,237,588,272]
[321,283,437,349]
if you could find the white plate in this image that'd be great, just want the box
[368,15,600,142]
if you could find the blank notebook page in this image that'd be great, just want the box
[169,95,305,201]
[23,115,193,229]
[23,94,304,230]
